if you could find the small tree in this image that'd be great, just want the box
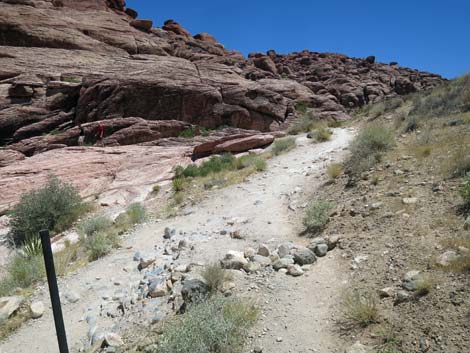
[8,176,84,246]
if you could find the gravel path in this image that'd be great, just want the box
[0,128,355,353]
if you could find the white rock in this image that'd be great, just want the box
[30,301,45,319]
[104,332,124,347]
[402,197,418,204]
[0,296,23,322]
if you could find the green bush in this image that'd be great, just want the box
[303,200,334,235]
[78,216,113,237]
[126,203,147,224]
[347,124,395,176]
[287,115,314,135]
[460,173,470,205]
[8,176,86,247]
[234,155,267,171]
[0,255,45,296]
[272,137,296,155]
[85,233,112,261]
[172,178,185,192]
[179,128,197,138]
[155,296,258,353]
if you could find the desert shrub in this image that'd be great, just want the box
[85,233,112,261]
[414,145,432,159]
[172,178,185,192]
[327,163,343,179]
[152,185,161,194]
[414,275,435,297]
[327,120,343,128]
[234,155,267,171]
[303,200,334,235]
[447,145,470,178]
[179,127,197,138]
[252,157,267,171]
[155,296,258,353]
[272,137,296,155]
[311,127,332,142]
[78,215,113,237]
[295,101,309,114]
[8,176,86,247]
[411,73,470,117]
[173,192,185,205]
[460,173,470,205]
[342,290,380,328]
[366,102,386,118]
[287,115,315,135]
[126,203,147,224]
[347,124,395,176]
[202,263,233,294]
[0,255,45,295]
[403,116,419,133]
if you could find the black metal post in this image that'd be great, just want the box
[39,229,69,353]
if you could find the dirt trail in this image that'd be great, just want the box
[0,128,355,353]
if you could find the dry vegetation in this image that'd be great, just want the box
[310,74,470,352]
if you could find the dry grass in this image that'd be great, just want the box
[342,289,380,328]
[272,137,296,155]
[0,304,31,341]
[201,263,233,294]
[327,163,343,179]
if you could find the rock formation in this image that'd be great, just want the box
[0,0,444,211]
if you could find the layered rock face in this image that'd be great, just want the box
[0,0,444,210]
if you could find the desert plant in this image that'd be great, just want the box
[126,203,147,224]
[410,73,470,117]
[78,215,113,237]
[85,233,112,261]
[447,145,470,178]
[327,163,343,179]
[155,296,258,353]
[172,177,185,192]
[152,185,161,194]
[0,254,45,295]
[460,173,470,205]
[202,263,233,294]
[8,176,86,247]
[347,124,395,176]
[234,155,267,171]
[21,234,43,257]
[179,128,197,138]
[272,137,296,155]
[303,200,334,235]
[311,127,332,142]
[327,120,343,128]
[414,275,435,297]
[342,289,380,328]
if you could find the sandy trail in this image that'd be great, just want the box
[0,128,355,353]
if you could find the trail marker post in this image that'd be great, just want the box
[39,229,69,353]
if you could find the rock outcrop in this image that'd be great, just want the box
[0,0,445,214]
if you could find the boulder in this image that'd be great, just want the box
[287,264,304,277]
[30,301,45,319]
[257,244,270,257]
[163,19,191,37]
[402,270,423,291]
[436,251,459,267]
[273,258,294,270]
[130,19,153,32]
[221,251,248,270]
[181,279,209,305]
[253,56,278,75]
[0,296,24,322]
[194,33,218,44]
[148,279,168,298]
[212,134,274,154]
[293,248,317,265]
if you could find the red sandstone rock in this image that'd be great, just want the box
[194,33,218,44]
[162,19,191,37]
[130,19,153,32]
[213,134,274,153]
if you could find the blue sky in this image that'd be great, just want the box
[126,0,469,79]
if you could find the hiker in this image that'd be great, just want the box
[78,124,85,146]
[95,123,105,145]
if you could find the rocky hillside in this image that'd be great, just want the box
[0,0,443,156]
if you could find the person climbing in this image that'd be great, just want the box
[78,124,85,146]
[95,123,105,146]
